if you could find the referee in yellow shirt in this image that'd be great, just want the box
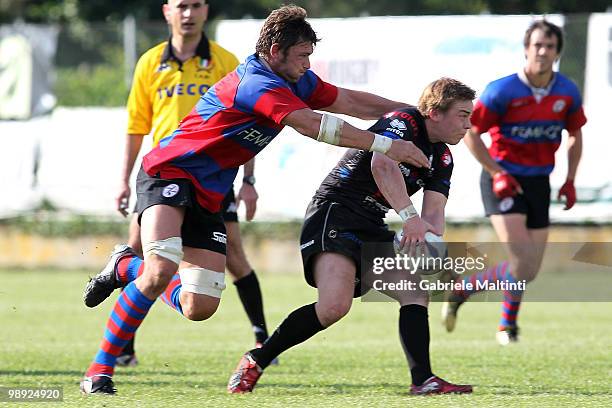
[112,0,273,366]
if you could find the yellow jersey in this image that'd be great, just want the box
[126,35,239,147]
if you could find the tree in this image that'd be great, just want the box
[3,0,610,24]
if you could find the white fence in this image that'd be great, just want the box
[1,14,611,223]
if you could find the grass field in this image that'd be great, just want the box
[1,269,611,407]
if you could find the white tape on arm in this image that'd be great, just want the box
[369,134,393,154]
[397,205,418,221]
[317,113,343,145]
[179,268,226,298]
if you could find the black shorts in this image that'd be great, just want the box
[135,168,227,255]
[135,188,238,223]
[220,189,239,223]
[300,199,395,298]
[480,170,551,229]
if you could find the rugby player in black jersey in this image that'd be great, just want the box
[228,78,476,395]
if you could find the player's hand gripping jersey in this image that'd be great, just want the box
[142,54,338,213]
[314,107,453,221]
[470,72,586,176]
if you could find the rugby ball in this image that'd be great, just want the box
[393,231,447,275]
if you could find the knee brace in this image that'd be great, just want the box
[143,237,184,265]
[179,267,226,298]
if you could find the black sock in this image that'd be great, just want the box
[234,271,269,343]
[399,304,433,386]
[250,303,325,369]
[122,336,135,355]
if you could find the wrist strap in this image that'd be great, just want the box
[370,134,393,154]
[397,205,418,221]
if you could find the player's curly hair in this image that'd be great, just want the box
[256,5,320,58]
[524,19,564,53]
[417,77,476,116]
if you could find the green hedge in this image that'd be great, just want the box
[55,64,128,107]
[1,213,602,239]
[0,214,305,240]
[0,214,129,237]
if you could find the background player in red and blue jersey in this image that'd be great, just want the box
[442,20,587,345]
[80,5,429,394]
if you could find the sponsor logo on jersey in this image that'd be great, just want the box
[157,83,211,98]
[162,184,180,198]
[338,167,352,178]
[510,125,562,140]
[363,195,390,213]
[238,128,274,148]
[300,239,315,250]
[385,127,404,137]
[384,111,419,135]
[211,231,227,244]
[389,119,407,131]
[552,99,566,113]
[157,63,172,72]
[511,99,528,108]
[344,157,359,170]
[499,197,514,212]
[441,150,452,167]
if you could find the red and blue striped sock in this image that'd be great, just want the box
[160,272,183,315]
[454,261,511,300]
[117,255,183,315]
[499,272,523,330]
[85,282,155,378]
[116,256,144,284]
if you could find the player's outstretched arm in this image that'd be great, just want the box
[323,88,410,120]
[282,108,429,168]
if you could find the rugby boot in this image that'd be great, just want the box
[441,292,465,332]
[410,375,473,395]
[227,352,263,393]
[80,375,117,395]
[83,244,135,307]
[496,326,520,346]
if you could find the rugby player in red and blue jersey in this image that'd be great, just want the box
[79,5,429,395]
[442,20,587,345]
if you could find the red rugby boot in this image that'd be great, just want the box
[410,375,473,395]
[227,353,263,394]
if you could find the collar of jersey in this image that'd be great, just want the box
[161,33,211,71]
[518,69,557,101]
